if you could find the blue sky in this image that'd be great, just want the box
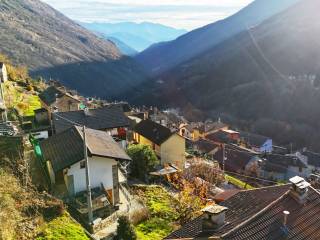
[42,0,253,30]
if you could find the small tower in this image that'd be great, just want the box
[0,63,8,83]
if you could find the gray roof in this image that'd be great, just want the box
[39,86,80,106]
[240,131,271,147]
[134,119,174,145]
[53,105,130,134]
[40,126,131,172]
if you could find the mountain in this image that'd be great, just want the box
[131,0,320,151]
[107,37,138,56]
[136,0,300,76]
[80,22,187,52]
[0,0,147,98]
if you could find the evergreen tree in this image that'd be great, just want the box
[115,216,137,240]
[127,144,159,181]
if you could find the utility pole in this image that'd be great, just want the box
[0,81,8,122]
[83,125,93,223]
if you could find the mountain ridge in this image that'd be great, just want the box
[129,0,320,151]
[136,0,300,76]
[0,0,147,98]
[80,21,187,52]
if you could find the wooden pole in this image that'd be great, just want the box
[83,125,93,223]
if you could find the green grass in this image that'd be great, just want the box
[134,185,179,240]
[225,174,255,190]
[36,213,89,240]
[22,94,41,116]
[3,81,41,117]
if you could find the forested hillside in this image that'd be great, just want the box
[130,0,320,152]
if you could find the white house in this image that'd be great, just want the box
[40,126,131,205]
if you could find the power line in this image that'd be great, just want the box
[53,112,82,126]
[247,26,288,81]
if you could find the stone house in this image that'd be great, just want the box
[39,86,81,113]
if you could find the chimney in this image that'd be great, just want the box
[283,211,290,226]
[202,205,228,231]
[83,107,90,116]
[289,176,311,204]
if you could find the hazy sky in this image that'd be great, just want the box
[42,0,253,30]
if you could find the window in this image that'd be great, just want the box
[80,161,86,169]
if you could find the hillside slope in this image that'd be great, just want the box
[131,0,320,151]
[0,0,147,98]
[136,0,300,76]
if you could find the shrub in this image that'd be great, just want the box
[26,85,33,91]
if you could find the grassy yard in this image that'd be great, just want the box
[3,81,41,117]
[225,174,255,190]
[133,185,180,240]
[36,213,89,240]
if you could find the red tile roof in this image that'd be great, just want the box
[165,184,291,239]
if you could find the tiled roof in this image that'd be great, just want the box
[165,184,291,239]
[212,145,256,172]
[134,119,174,145]
[53,105,130,133]
[223,187,320,240]
[40,126,131,172]
[39,86,64,106]
[205,122,228,133]
[240,131,270,147]
[193,139,220,154]
[262,154,307,174]
[39,86,80,106]
[206,131,231,144]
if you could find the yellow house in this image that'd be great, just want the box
[179,123,206,141]
[134,120,186,169]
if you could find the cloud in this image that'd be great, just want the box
[42,0,253,30]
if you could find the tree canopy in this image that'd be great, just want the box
[127,144,159,181]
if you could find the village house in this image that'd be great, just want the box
[203,120,229,136]
[179,123,204,141]
[39,86,82,113]
[206,129,240,144]
[52,105,130,143]
[246,154,310,181]
[212,144,257,174]
[287,149,320,175]
[239,131,273,153]
[40,126,131,206]
[180,121,229,141]
[166,176,320,239]
[133,119,186,169]
[192,139,220,158]
[34,108,50,125]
